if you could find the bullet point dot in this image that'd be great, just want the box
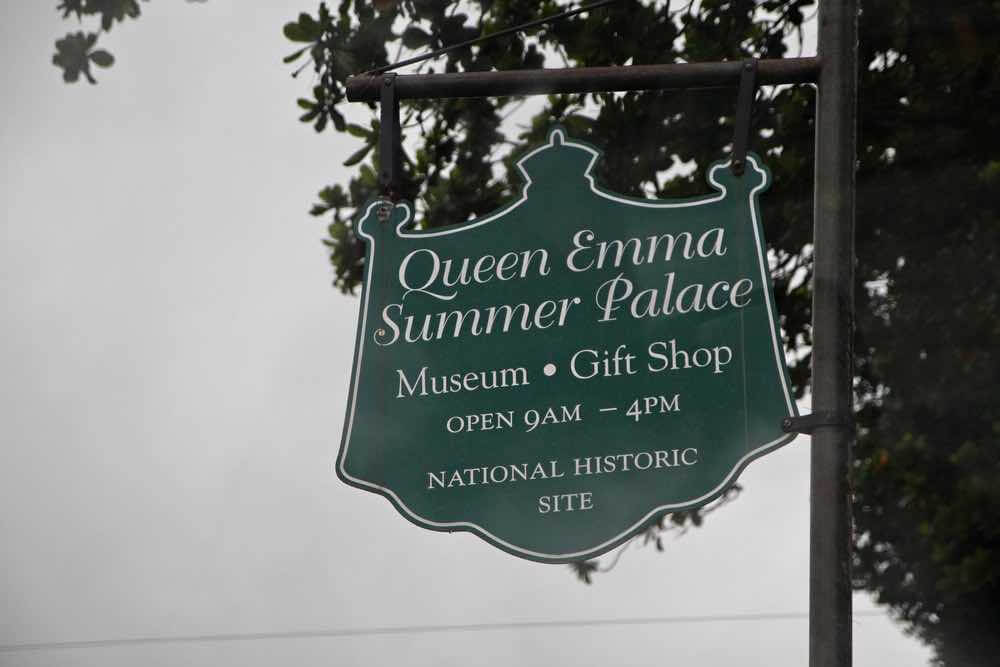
[543,363,557,377]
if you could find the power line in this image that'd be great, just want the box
[363,0,621,76]
[0,610,887,654]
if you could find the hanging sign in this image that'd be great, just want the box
[338,128,797,563]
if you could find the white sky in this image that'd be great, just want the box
[0,2,930,665]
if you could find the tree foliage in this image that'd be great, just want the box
[54,1,1000,664]
[52,1,142,83]
[51,0,205,82]
[850,3,1000,664]
[289,3,999,664]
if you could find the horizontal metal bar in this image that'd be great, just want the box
[346,57,820,102]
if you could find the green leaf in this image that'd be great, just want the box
[283,46,309,64]
[89,50,114,67]
[283,21,318,43]
[401,26,431,49]
[283,12,322,42]
[330,108,346,132]
[345,123,369,138]
[342,144,372,166]
[53,31,99,84]
[283,22,306,42]
[297,12,319,34]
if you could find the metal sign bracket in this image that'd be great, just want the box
[782,411,854,435]
[379,72,401,201]
[731,57,758,176]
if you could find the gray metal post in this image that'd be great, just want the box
[811,1,858,666]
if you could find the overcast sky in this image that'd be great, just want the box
[0,2,931,665]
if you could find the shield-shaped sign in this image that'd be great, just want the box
[338,128,797,563]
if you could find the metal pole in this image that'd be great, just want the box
[346,57,820,102]
[811,1,857,666]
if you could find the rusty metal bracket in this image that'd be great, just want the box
[731,57,758,176]
[782,411,854,435]
[379,72,401,200]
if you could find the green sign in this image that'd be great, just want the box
[338,128,797,563]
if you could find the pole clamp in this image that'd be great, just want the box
[781,411,854,435]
